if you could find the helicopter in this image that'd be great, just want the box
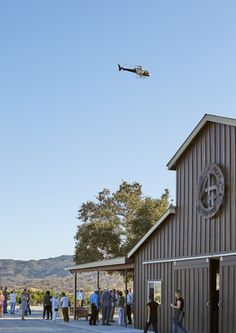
[118,64,151,77]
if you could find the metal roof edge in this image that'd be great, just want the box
[167,114,236,171]
[127,207,176,259]
[66,256,127,272]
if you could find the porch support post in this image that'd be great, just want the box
[132,269,135,326]
[125,268,128,327]
[97,270,100,289]
[74,272,77,320]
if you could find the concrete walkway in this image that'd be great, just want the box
[0,308,143,333]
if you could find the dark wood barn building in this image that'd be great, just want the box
[127,114,236,333]
[68,114,236,333]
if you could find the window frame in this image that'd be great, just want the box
[147,279,162,305]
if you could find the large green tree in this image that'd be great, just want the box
[74,181,169,264]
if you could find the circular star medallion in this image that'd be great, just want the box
[197,163,224,219]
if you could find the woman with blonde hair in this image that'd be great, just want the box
[170,290,188,333]
[0,291,4,318]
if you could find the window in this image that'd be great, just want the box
[147,280,162,304]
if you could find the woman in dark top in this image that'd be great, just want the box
[43,291,52,320]
[170,290,188,333]
[144,295,159,333]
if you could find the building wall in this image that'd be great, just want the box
[175,122,236,256]
[219,255,236,333]
[134,254,174,332]
[133,124,236,265]
[134,216,175,331]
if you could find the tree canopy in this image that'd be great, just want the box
[74,181,169,264]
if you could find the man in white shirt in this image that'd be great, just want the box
[51,293,60,321]
[126,289,133,324]
[10,290,16,314]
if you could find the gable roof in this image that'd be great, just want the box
[167,114,236,171]
[127,206,175,258]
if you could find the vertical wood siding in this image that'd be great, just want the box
[175,122,236,256]
[134,256,174,333]
[174,260,209,333]
[219,256,236,333]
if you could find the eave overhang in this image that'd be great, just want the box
[127,207,176,259]
[66,256,133,274]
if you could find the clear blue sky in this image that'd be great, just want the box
[1,1,236,260]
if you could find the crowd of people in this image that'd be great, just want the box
[87,287,187,333]
[42,290,70,322]
[88,288,133,326]
[0,288,32,320]
[0,288,70,322]
[0,286,187,333]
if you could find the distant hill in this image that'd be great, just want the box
[0,255,125,292]
[0,255,73,279]
[0,255,74,291]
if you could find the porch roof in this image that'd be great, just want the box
[66,256,133,273]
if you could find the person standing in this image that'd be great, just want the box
[170,290,188,333]
[144,295,159,333]
[60,292,69,322]
[101,289,112,325]
[117,291,125,326]
[27,290,31,315]
[98,287,102,322]
[110,289,117,322]
[126,289,133,324]
[89,289,99,325]
[3,287,8,314]
[10,290,16,314]
[20,290,29,320]
[0,291,4,318]
[43,291,52,320]
[79,288,85,307]
[51,293,60,321]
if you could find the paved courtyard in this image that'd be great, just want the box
[0,308,143,333]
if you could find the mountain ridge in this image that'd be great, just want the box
[0,255,74,291]
[0,255,124,292]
